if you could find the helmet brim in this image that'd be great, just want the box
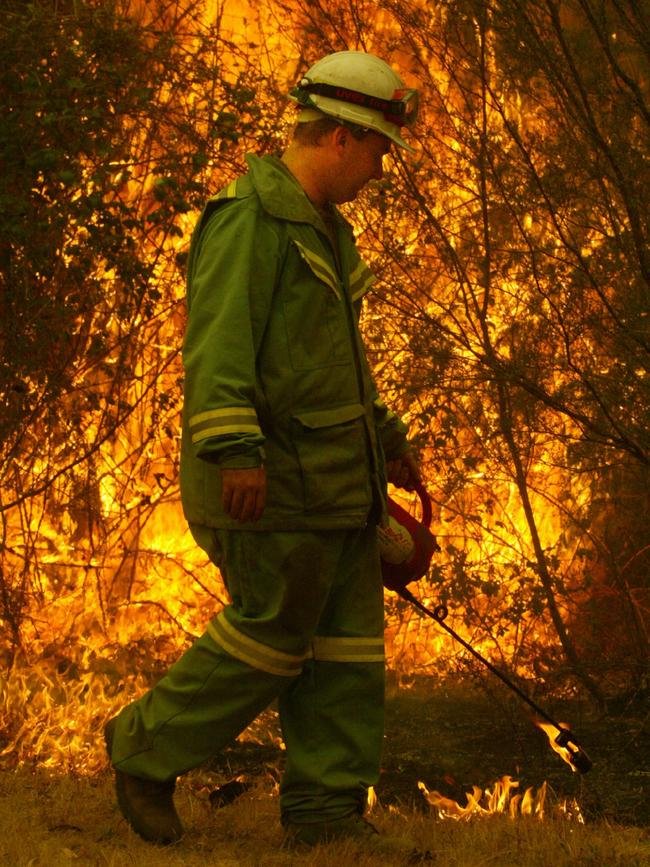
[291,97,416,152]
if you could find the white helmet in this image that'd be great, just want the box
[289,50,418,152]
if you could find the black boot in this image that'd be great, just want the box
[104,716,183,845]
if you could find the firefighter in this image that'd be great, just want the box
[104,50,425,856]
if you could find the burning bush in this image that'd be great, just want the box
[1,0,649,771]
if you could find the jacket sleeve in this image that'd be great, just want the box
[372,394,410,460]
[182,198,281,468]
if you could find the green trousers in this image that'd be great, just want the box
[108,525,385,824]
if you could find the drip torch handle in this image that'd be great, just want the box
[415,482,432,529]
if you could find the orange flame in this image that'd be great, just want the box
[418,775,584,823]
[536,722,580,772]
[418,776,546,820]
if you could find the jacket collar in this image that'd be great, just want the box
[246,153,353,238]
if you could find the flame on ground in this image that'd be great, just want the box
[418,776,546,820]
[418,775,584,823]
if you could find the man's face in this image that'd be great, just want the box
[332,130,392,203]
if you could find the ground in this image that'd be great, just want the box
[2,676,650,865]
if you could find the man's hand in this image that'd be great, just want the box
[221,466,267,523]
[386,450,421,491]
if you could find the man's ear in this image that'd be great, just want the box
[331,124,350,154]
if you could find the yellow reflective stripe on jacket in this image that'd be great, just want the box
[349,259,376,303]
[189,406,262,445]
[311,636,385,663]
[293,239,341,299]
[217,179,238,200]
[207,612,305,677]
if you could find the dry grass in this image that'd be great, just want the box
[0,767,648,867]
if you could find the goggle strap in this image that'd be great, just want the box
[294,81,413,125]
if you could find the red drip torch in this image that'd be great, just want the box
[378,484,592,775]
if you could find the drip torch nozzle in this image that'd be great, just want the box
[555,728,593,774]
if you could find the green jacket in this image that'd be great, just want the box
[180,154,409,530]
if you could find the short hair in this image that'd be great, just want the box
[292,116,371,146]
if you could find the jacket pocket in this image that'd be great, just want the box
[291,404,371,513]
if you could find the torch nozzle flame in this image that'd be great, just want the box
[536,722,593,774]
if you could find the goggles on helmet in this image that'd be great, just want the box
[291,80,419,128]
